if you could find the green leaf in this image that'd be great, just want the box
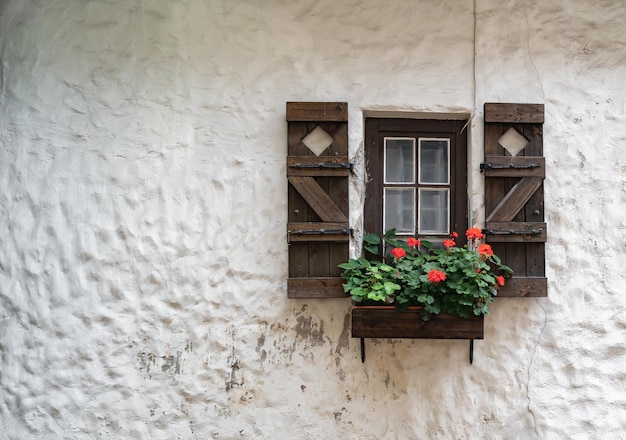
[363,233,382,245]
[356,257,371,266]
[368,291,387,301]
[384,229,397,240]
[363,234,381,256]
[420,240,433,250]
[364,243,380,255]
[385,236,408,246]
[383,281,401,294]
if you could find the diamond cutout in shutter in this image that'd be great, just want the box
[497,127,530,157]
[302,125,334,156]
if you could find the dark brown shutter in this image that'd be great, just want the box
[286,102,350,298]
[483,103,548,297]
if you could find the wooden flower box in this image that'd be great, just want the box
[351,305,484,339]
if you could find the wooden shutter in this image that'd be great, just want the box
[483,103,548,297]
[286,102,351,298]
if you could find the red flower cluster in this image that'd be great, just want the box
[477,243,493,256]
[496,275,506,286]
[391,247,406,259]
[466,228,484,240]
[442,239,456,248]
[407,237,420,248]
[427,269,447,283]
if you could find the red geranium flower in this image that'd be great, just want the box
[496,275,505,286]
[427,269,447,283]
[466,227,484,240]
[407,237,420,248]
[443,239,456,248]
[391,247,406,259]
[451,231,459,238]
[477,243,493,257]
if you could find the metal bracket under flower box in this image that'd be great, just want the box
[351,306,484,364]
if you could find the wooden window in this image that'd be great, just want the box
[364,118,468,245]
[285,102,547,299]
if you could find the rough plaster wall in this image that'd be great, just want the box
[0,0,625,439]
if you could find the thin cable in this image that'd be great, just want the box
[462,0,478,135]
[472,0,477,116]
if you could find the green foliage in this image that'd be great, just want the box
[362,233,382,256]
[339,229,513,320]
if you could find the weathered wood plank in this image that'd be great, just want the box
[287,146,310,278]
[287,277,348,298]
[308,172,331,275]
[328,243,347,277]
[288,123,320,278]
[327,121,348,156]
[525,243,546,277]
[288,122,312,156]
[496,277,547,297]
[288,243,309,278]
[286,102,348,122]
[288,229,351,243]
[288,176,349,223]
[483,124,506,217]
[485,103,544,124]
[486,177,543,222]
[308,240,330,277]
[351,306,484,339]
[523,123,543,156]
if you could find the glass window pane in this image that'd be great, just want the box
[419,189,449,234]
[384,138,415,184]
[419,138,449,184]
[384,188,415,234]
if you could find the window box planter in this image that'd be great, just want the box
[351,305,484,363]
[351,305,484,339]
[340,229,509,363]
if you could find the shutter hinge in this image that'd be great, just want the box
[480,162,541,172]
[290,162,354,172]
[483,228,543,235]
[291,227,354,236]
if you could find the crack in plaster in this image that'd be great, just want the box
[523,4,545,102]
[525,298,548,439]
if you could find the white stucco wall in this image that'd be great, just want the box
[1,0,625,438]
